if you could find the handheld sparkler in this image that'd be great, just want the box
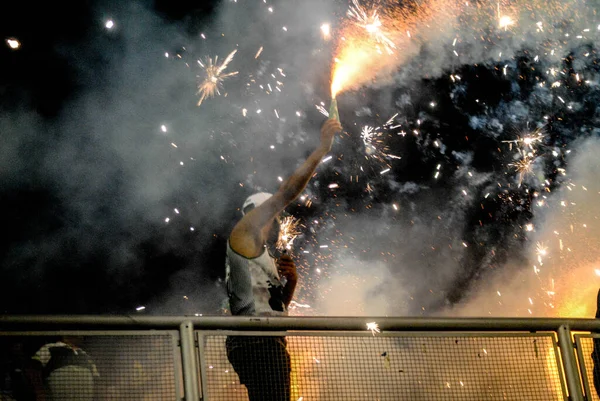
[329,97,340,122]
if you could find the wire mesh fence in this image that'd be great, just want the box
[0,332,181,401]
[575,334,600,401]
[199,332,566,401]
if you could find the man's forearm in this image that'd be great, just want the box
[279,146,328,204]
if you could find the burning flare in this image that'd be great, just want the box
[330,0,399,98]
[329,0,443,99]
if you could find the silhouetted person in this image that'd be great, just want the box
[3,341,37,401]
[592,289,600,397]
[225,118,341,401]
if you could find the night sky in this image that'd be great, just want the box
[1,0,599,317]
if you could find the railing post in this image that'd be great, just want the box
[180,321,200,401]
[558,325,584,401]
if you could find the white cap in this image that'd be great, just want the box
[242,192,273,215]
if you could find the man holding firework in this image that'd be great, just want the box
[225,118,342,401]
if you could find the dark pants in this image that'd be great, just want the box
[594,289,600,397]
[226,336,291,401]
[593,340,600,397]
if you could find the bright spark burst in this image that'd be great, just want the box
[348,0,396,54]
[510,157,534,186]
[498,15,514,30]
[361,125,378,148]
[366,322,380,335]
[536,242,548,255]
[522,134,544,148]
[321,23,331,39]
[196,49,239,106]
[277,216,302,251]
[504,128,545,151]
[6,38,20,49]
[360,125,400,164]
[497,2,515,31]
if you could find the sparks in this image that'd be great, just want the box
[347,0,396,54]
[509,157,534,186]
[321,23,331,39]
[360,125,399,165]
[502,129,545,151]
[316,104,330,117]
[498,15,514,30]
[497,2,515,31]
[196,49,239,106]
[366,322,380,335]
[289,301,311,309]
[6,38,20,49]
[536,242,548,257]
[330,0,402,97]
[276,216,302,251]
[522,135,543,148]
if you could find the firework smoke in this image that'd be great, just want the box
[3,0,600,323]
[448,138,600,317]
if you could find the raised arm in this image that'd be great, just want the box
[230,119,342,258]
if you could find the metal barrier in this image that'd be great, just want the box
[1,316,600,400]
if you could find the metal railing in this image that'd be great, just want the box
[1,316,600,400]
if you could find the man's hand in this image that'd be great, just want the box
[320,118,342,152]
[277,253,297,283]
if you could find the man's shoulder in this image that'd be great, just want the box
[227,236,267,261]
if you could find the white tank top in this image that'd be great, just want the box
[226,242,288,316]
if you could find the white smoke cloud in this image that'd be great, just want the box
[450,137,600,317]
